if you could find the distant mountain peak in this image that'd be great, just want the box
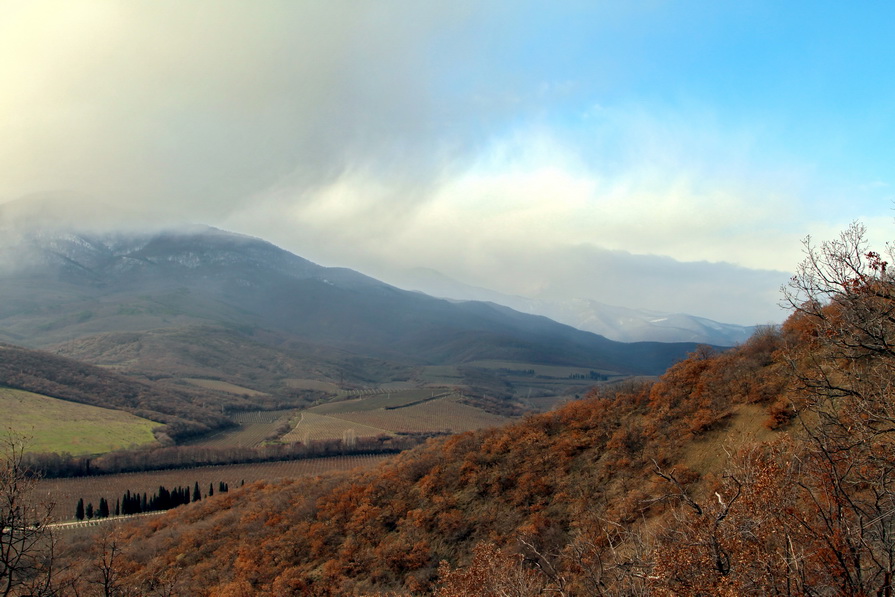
[377,267,756,346]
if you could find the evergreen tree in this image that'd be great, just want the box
[115,498,120,517]
[85,502,94,520]
[209,483,214,497]
[193,482,201,502]
[75,498,84,521]
[98,497,109,518]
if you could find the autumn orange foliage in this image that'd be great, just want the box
[50,223,895,596]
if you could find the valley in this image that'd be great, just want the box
[2,222,796,595]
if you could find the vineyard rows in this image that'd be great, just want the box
[39,454,391,522]
[282,412,390,443]
[230,409,295,424]
[336,396,510,434]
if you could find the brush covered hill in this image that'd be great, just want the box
[64,220,895,597]
[63,325,794,596]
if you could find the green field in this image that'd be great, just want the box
[0,387,161,455]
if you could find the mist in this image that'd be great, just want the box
[2,2,891,326]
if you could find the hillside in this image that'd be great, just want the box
[0,343,230,441]
[0,225,700,381]
[41,223,895,596]
[0,387,161,455]
[56,325,790,596]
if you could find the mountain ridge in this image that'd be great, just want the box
[381,266,758,345]
[0,224,700,377]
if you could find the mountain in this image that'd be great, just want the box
[0,223,700,381]
[382,266,757,345]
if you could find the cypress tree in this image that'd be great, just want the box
[193,482,201,502]
[75,498,85,521]
[85,502,94,520]
[98,497,109,518]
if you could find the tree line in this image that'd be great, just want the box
[23,432,438,479]
[74,481,233,520]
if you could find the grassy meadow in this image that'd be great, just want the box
[0,387,161,455]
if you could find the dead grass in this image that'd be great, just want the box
[680,403,780,476]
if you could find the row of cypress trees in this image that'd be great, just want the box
[75,481,232,520]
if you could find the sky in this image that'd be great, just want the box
[1,1,894,325]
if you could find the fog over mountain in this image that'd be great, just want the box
[380,267,756,346]
[0,196,757,346]
[0,204,701,378]
[5,3,886,329]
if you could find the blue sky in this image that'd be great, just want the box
[1,1,893,324]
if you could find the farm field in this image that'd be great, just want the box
[307,389,451,415]
[465,360,617,378]
[39,454,391,522]
[183,409,295,448]
[183,378,268,396]
[282,412,391,443]
[284,378,341,393]
[414,365,464,385]
[0,387,160,455]
[184,387,512,448]
[185,423,277,448]
[335,396,511,433]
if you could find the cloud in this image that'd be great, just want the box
[224,120,798,325]
[0,1,484,212]
[3,1,892,326]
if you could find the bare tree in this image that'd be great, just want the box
[1,432,57,597]
[780,221,895,594]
